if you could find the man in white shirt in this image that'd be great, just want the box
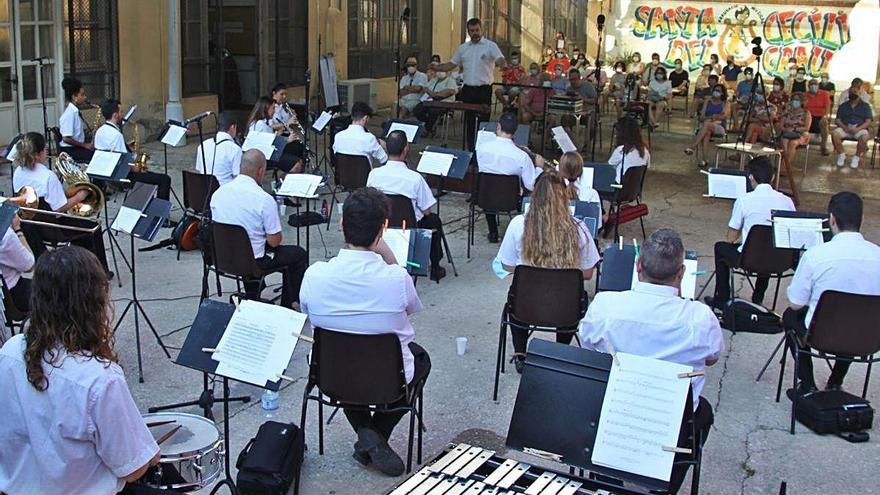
[300,187,431,477]
[93,99,172,200]
[436,18,506,150]
[784,192,880,395]
[476,112,543,242]
[210,150,308,309]
[367,130,446,281]
[0,213,33,311]
[412,68,458,134]
[398,57,428,118]
[332,102,387,166]
[580,228,724,493]
[706,157,796,310]
[195,111,242,185]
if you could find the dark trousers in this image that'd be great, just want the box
[251,244,309,308]
[62,146,94,163]
[512,328,574,354]
[413,104,444,132]
[269,141,304,174]
[783,307,852,389]
[22,223,110,274]
[486,214,499,238]
[417,213,444,268]
[713,241,768,304]
[9,277,30,312]
[344,342,431,440]
[669,396,714,494]
[459,85,492,151]
[129,170,171,201]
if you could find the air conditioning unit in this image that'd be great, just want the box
[337,78,378,113]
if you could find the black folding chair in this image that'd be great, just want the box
[201,222,273,303]
[300,328,426,473]
[386,194,457,278]
[180,170,220,260]
[468,172,521,258]
[326,153,371,229]
[606,165,648,240]
[494,265,587,400]
[1,277,28,342]
[776,290,880,434]
[730,225,797,311]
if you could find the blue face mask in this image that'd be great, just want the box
[492,257,511,280]
[712,91,722,98]
[791,99,801,109]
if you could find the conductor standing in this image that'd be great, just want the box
[437,18,506,150]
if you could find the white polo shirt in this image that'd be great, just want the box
[564,178,603,230]
[451,37,504,87]
[729,183,795,252]
[210,174,281,259]
[93,122,126,153]
[498,214,600,271]
[332,124,388,166]
[476,136,540,191]
[425,76,458,102]
[195,131,242,185]
[273,104,293,127]
[248,119,275,134]
[0,227,33,289]
[366,160,436,221]
[300,249,423,383]
[0,334,160,495]
[787,232,880,327]
[13,163,67,211]
[399,71,429,105]
[579,282,725,410]
[608,145,651,183]
[58,102,84,147]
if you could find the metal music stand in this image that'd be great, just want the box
[157,120,186,210]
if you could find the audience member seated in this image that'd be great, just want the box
[609,117,651,182]
[692,68,717,118]
[627,52,645,79]
[546,49,571,76]
[669,59,690,98]
[642,53,663,84]
[767,76,789,109]
[778,92,812,169]
[732,67,755,129]
[805,79,832,156]
[744,87,778,145]
[518,63,547,125]
[709,53,722,75]
[818,72,835,94]
[646,67,672,128]
[790,66,807,94]
[0,212,33,312]
[832,89,873,169]
[413,69,458,135]
[495,50,526,110]
[784,192,880,396]
[685,83,730,167]
[332,102,388,167]
[608,60,630,116]
[836,77,871,109]
[398,57,428,119]
[721,56,741,90]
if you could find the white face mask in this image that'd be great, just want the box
[511,58,519,65]
[632,56,641,63]
[542,81,552,87]
[437,72,447,79]
[407,66,417,75]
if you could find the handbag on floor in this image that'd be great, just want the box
[794,390,873,442]
[721,298,781,334]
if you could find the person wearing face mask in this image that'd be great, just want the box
[778,92,813,169]
[744,88,778,145]
[837,77,871,109]
[818,72,835,93]
[646,67,672,128]
[413,67,459,135]
[669,59,690,98]
[732,67,755,130]
[496,50,526,110]
[685,84,730,166]
[709,54,722,75]
[642,53,663,84]
[627,52,645,78]
[805,78,832,155]
[398,57,428,118]
[608,60,629,117]
[790,67,807,94]
[693,69,718,119]
[546,49,571,77]
[518,65,548,124]
[549,65,568,95]
[832,86,873,168]
[767,76,789,109]
[721,56,741,90]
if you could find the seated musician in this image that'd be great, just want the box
[497,172,599,373]
[557,151,603,231]
[367,131,447,282]
[475,112,544,243]
[0,246,160,494]
[412,67,458,136]
[269,83,306,171]
[210,149,308,309]
[93,99,172,201]
[58,77,95,163]
[332,102,388,167]
[580,228,724,493]
[558,68,598,135]
[12,132,111,275]
[195,111,242,185]
[300,187,431,477]
[0,211,34,312]
[245,96,303,175]
[608,117,650,182]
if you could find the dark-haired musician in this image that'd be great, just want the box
[58,77,95,163]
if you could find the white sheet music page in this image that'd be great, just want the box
[417,151,454,176]
[387,122,419,143]
[551,126,577,153]
[111,206,142,234]
[86,150,121,177]
[580,166,595,191]
[312,111,333,132]
[242,131,277,159]
[592,352,692,482]
[278,173,323,198]
[773,217,824,250]
[383,228,411,268]
[707,173,747,200]
[680,258,698,300]
[161,125,188,146]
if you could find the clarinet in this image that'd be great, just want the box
[284,102,316,171]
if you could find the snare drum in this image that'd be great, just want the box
[141,412,225,492]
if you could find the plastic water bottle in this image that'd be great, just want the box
[261,390,279,414]
[276,196,286,218]
[321,200,329,223]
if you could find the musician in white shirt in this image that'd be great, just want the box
[58,77,94,163]
[367,131,446,281]
[332,102,388,166]
[300,187,430,477]
[398,57,428,118]
[93,99,172,200]
[608,116,651,183]
[784,192,880,395]
[413,68,458,134]
[245,96,303,174]
[269,83,307,169]
[580,228,723,493]
[195,111,242,185]
[0,213,33,311]
[210,150,308,309]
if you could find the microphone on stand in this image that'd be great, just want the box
[597,14,606,32]
[184,111,214,125]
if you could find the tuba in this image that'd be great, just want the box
[131,122,149,172]
[54,152,105,217]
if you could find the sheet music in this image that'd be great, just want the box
[476,130,495,149]
[579,166,594,191]
[242,131,277,159]
[86,150,121,177]
[680,258,698,300]
[707,173,747,200]
[277,173,323,198]
[773,217,824,250]
[387,122,419,143]
[551,126,577,153]
[417,151,454,176]
[111,206,143,234]
[123,105,137,123]
[312,111,333,132]
[161,125,187,146]
[383,228,411,268]
[591,352,692,482]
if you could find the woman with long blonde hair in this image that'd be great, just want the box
[497,171,600,372]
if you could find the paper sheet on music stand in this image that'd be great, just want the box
[384,228,411,268]
[123,105,137,123]
[161,125,187,146]
[417,151,454,176]
[680,258,698,299]
[387,122,420,143]
[111,206,143,234]
[86,150,121,177]
[476,130,495,149]
[707,173,746,200]
[579,166,595,191]
[312,111,333,132]
[243,131,277,159]
[591,352,692,482]
[277,173,322,198]
[551,126,577,153]
[773,217,824,250]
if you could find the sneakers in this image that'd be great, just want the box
[356,427,405,476]
[836,153,846,167]
[850,156,860,169]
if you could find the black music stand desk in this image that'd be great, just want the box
[421,146,473,214]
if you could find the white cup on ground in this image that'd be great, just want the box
[456,337,468,355]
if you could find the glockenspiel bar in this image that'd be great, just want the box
[426,477,460,495]
[524,472,557,495]
[443,446,485,476]
[465,481,487,493]
[483,458,519,486]
[408,474,445,495]
[429,443,473,474]
[557,480,584,495]
[540,476,570,495]
[389,468,435,495]
[456,448,495,479]
[444,478,476,495]
[497,462,530,489]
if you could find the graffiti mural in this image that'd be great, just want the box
[627,3,853,76]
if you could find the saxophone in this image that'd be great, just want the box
[54,152,105,218]
[131,122,149,172]
[283,102,305,142]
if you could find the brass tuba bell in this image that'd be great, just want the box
[54,152,105,218]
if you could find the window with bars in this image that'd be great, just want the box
[266,0,308,87]
[543,0,586,52]
[64,0,119,102]
[347,0,432,79]
[181,0,211,96]
[476,0,522,56]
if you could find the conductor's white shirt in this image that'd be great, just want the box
[210,174,281,259]
[608,145,650,183]
[0,334,160,495]
[366,160,436,221]
[195,131,242,185]
[93,122,126,153]
[787,232,880,327]
[0,227,33,289]
[498,214,600,271]
[58,102,84,147]
[579,282,725,410]
[300,249,423,383]
[728,183,795,252]
[13,163,67,211]
[332,124,387,166]
[451,37,504,87]
[476,136,540,191]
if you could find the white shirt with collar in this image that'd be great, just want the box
[272,104,292,127]
[93,122,127,153]
[0,334,160,495]
[498,214,600,271]
[300,249,423,383]
[59,102,84,147]
[579,281,725,410]
[728,183,795,252]
[13,163,67,211]
[0,227,33,289]
[332,124,388,166]
[426,76,458,102]
[787,232,880,327]
[608,145,651,183]
[476,135,540,191]
[366,160,436,221]
[195,131,242,185]
[209,174,281,259]
[399,70,429,104]
[451,37,504,87]
[248,119,275,135]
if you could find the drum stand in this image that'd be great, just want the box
[149,372,250,422]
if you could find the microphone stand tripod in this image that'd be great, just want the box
[588,18,605,161]
[34,57,50,144]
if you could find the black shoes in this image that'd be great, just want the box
[356,427,405,476]
[430,266,447,283]
[703,296,724,311]
[825,382,843,392]
[511,354,526,374]
[786,382,818,401]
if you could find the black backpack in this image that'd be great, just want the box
[721,299,782,334]
[794,390,873,442]
[236,421,305,495]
